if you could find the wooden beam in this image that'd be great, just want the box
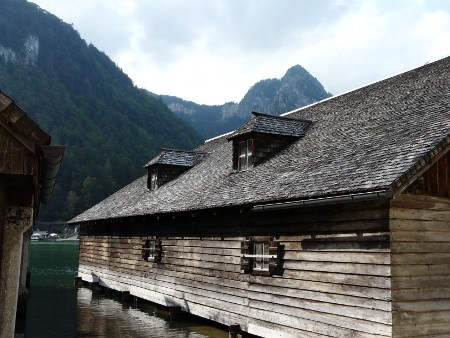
[169,306,182,319]
[74,276,83,287]
[228,324,241,338]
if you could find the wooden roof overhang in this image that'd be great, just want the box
[0,91,65,211]
[389,135,450,197]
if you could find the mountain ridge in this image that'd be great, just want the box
[151,65,332,138]
[0,0,202,221]
[0,0,332,221]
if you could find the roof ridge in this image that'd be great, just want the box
[282,54,450,118]
[252,111,311,123]
[204,131,234,143]
[159,147,207,154]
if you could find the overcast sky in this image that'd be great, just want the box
[31,0,450,105]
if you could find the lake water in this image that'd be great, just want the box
[26,241,229,338]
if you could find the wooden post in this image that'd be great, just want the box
[74,276,83,287]
[169,306,182,319]
[229,324,241,338]
[121,291,131,301]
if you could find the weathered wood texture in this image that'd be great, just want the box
[390,194,450,338]
[79,202,392,337]
[405,151,450,198]
[0,126,35,175]
[147,164,187,189]
[252,134,295,166]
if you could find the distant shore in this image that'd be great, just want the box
[31,236,79,242]
[57,237,79,241]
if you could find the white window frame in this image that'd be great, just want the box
[142,239,156,261]
[252,242,270,271]
[237,139,253,171]
[150,168,158,190]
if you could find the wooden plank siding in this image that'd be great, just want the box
[405,151,450,198]
[390,194,450,338]
[0,126,35,175]
[78,201,393,337]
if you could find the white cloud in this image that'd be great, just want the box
[31,0,450,104]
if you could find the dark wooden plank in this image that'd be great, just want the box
[447,151,450,197]
[437,155,448,197]
[429,161,439,196]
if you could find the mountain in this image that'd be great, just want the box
[148,95,243,139]
[240,65,332,115]
[155,65,332,139]
[0,0,203,221]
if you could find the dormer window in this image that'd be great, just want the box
[238,139,253,171]
[145,149,208,190]
[228,112,311,172]
[149,168,158,191]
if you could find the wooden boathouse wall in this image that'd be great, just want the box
[78,200,393,337]
[389,150,450,337]
[390,194,450,337]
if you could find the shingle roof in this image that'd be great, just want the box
[144,149,208,168]
[227,112,311,139]
[70,56,450,223]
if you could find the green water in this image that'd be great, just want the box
[26,242,228,338]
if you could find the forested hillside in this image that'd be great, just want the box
[0,0,203,221]
[157,65,332,139]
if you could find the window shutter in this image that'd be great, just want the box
[269,239,282,276]
[240,239,251,273]
[141,240,149,260]
[153,239,162,263]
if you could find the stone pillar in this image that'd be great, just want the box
[15,227,32,334]
[0,202,33,338]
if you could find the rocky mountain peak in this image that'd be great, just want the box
[240,65,331,116]
[156,65,331,139]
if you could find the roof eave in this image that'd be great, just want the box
[251,189,393,212]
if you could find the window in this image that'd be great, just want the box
[241,236,283,276]
[141,238,162,263]
[237,139,253,171]
[253,241,270,271]
[150,168,158,190]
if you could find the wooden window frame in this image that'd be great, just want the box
[141,238,162,263]
[149,168,158,190]
[236,138,253,172]
[241,236,283,276]
[253,241,270,271]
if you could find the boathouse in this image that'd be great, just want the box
[0,91,64,337]
[71,56,450,337]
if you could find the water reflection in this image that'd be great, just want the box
[26,242,228,338]
[77,288,228,338]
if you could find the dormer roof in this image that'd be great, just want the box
[227,111,311,140]
[144,149,208,168]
